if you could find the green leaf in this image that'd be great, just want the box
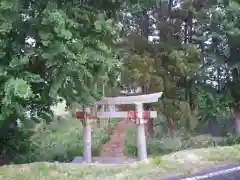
[94,20,102,32]
[5,78,33,99]
[23,73,44,83]
[0,22,12,35]
[9,55,31,67]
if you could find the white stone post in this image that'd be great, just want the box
[83,107,92,163]
[136,103,148,161]
[108,104,116,131]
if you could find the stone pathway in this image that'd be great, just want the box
[100,119,134,157]
[72,118,138,165]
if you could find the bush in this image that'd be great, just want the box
[219,135,240,146]
[182,135,224,149]
[0,126,33,165]
[124,126,240,156]
[14,116,114,163]
[124,127,183,156]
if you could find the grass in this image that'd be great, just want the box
[195,145,240,162]
[2,144,240,180]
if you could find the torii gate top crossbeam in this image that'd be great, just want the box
[95,92,163,105]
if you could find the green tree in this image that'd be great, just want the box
[0,0,121,160]
[204,0,240,134]
[118,0,207,135]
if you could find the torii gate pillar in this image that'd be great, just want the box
[83,107,92,163]
[76,107,93,163]
[136,103,147,161]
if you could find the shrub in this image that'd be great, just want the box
[124,126,240,156]
[14,116,115,163]
[0,126,33,165]
[219,135,240,146]
[124,127,182,156]
[182,135,224,149]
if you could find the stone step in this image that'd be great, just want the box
[100,119,134,157]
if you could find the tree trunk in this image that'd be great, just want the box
[144,104,153,137]
[169,118,175,139]
[232,68,240,135]
[234,108,240,136]
[141,85,153,137]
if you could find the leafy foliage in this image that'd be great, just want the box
[0,0,122,161]
[118,0,240,135]
[124,125,240,156]
[14,117,113,163]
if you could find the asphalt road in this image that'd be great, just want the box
[164,163,240,180]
